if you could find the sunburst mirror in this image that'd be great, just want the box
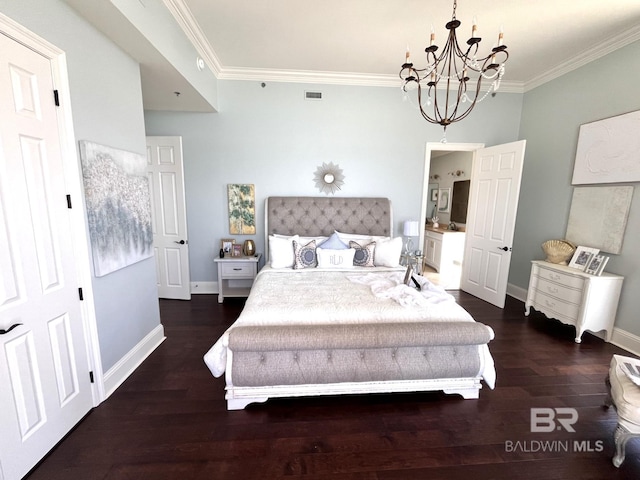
[313,162,345,195]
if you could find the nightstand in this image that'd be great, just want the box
[214,254,262,303]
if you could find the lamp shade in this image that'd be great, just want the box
[403,220,420,237]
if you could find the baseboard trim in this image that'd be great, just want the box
[507,282,527,303]
[103,324,166,399]
[190,281,217,294]
[610,328,640,357]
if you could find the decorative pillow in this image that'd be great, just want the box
[293,240,318,269]
[349,241,376,267]
[374,236,403,267]
[269,234,299,268]
[317,248,356,268]
[318,232,350,250]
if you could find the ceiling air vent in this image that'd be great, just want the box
[305,91,322,100]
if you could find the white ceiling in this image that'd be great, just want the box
[68,0,640,111]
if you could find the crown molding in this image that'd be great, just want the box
[163,0,523,93]
[164,0,636,94]
[218,67,525,93]
[162,0,222,76]
[524,24,640,92]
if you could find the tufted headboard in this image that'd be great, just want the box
[264,197,393,256]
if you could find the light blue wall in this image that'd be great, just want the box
[145,80,523,283]
[1,0,162,371]
[513,40,640,335]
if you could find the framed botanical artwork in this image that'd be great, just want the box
[220,238,235,254]
[228,184,256,235]
[585,254,609,276]
[231,244,243,257]
[437,187,451,213]
[568,246,600,271]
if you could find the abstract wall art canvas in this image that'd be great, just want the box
[572,109,640,184]
[79,141,153,277]
[227,184,256,235]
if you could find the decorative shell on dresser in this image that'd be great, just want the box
[541,239,576,265]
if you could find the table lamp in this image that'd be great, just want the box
[403,220,420,254]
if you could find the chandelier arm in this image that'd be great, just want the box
[416,84,438,125]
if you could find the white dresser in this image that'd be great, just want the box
[525,260,623,343]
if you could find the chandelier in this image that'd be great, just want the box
[399,0,509,132]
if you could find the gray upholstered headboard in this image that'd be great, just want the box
[264,197,392,250]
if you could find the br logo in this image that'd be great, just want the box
[530,408,578,433]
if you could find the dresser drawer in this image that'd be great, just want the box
[536,265,584,289]
[531,291,580,322]
[534,277,583,305]
[221,262,255,277]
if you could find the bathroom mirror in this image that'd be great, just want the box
[450,180,470,224]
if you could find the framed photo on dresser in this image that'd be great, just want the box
[568,246,600,271]
[585,254,609,276]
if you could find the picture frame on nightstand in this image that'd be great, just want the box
[231,244,243,257]
[568,245,599,271]
[221,238,235,254]
[585,254,609,276]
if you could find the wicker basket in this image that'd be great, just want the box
[541,239,576,265]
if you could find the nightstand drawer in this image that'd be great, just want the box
[221,262,255,277]
[535,277,583,304]
[537,265,584,289]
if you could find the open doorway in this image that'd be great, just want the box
[419,143,483,289]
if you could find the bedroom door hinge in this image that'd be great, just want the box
[53,89,60,106]
[89,371,94,383]
[66,194,72,209]
[78,287,84,301]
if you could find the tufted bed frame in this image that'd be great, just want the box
[263,196,393,251]
[205,196,496,410]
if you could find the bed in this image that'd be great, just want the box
[204,196,496,410]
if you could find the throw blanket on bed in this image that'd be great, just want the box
[204,267,490,379]
[347,271,455,307]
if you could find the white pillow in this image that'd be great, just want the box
[335,230,390,245]
[374,236,403,267]
[316,248,356,269]
[268,234,299,268]
[272,233,328,244]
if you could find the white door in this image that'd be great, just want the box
[460,140,526,308]
[0,32,93,479]
[146,136,191,300]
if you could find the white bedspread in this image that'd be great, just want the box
[204,266,494,387]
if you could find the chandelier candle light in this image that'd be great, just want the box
[399,0,509,133]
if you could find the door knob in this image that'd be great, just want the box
[174,240,186,245]
[0,323,22,335]
[497,246,511,251]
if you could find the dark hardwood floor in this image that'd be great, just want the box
[27,292,639,479]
